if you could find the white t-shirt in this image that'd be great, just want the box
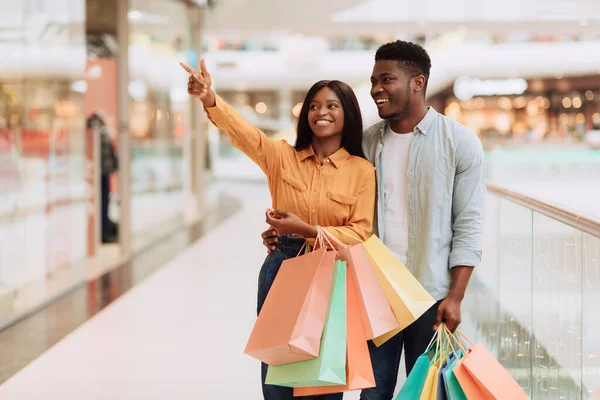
[382,126,414,265]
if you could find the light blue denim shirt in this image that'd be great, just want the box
[363,107,485,300]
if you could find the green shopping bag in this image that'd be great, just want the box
[395,353,432,399]
[265,260,347,388]
[444,358,468,400]
[395,327,443,399]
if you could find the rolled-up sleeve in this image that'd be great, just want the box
[205,94,279,176]
[449,134,485,269]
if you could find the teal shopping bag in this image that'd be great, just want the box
[444,351,467,400]
[396,326,448,400]
[395,353,432,399]
[265,260,347,388]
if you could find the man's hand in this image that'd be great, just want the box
[261,228,278,254]
[180,59,216,107]
[265,209,317,238]
[433,297,462,332]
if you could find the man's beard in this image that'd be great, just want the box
[380,98,411,120]
[379,86,412,120]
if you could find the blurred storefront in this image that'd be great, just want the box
[0,0,88,302]
[0,0,208,329]
[429,75,600,148]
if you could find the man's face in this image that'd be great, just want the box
[370,60,412,120]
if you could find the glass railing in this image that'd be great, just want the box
[460,182,600,399]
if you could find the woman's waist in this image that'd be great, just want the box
[275,234,307,254]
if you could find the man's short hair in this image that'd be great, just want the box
[375,40,432,93]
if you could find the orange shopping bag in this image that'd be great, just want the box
[321,228,398,340]
[245,242,336,366]
[293,265,376,396]
[453,330,530,400]
[452,352,494,400]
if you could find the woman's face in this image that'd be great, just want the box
[307,87,344,139]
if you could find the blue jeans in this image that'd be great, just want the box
[359,301,441,400]
[257,235,343,400]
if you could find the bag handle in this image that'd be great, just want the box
[295,240,308,258]
[317,227,346,249]
[455,329,476,349]
[442,325,460,357]
[325,226,364,244]
[294,226,326,257]
[442,325,449,362]
[317,226,341,254]
[445,326,470,353]
[434,325,444,362]
[425,325,440,352]
[294,226,339,257]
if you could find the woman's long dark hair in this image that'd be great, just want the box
[295,80,365,159]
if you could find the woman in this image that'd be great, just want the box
[181,60,375,400]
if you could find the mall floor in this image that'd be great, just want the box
[0,181,397,399]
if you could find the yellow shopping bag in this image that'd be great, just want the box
[419,360,440,400]
[362,235,436,346]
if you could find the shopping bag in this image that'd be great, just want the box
[321,228,398,340]
[461,342,530,400]
[437,357,451,400]
[245,245,336,366]
[451,330,529,400]
[361,235,436,346]
[396,327,443,400]
[427,326,456,400]
[442,350,467,400]
[265,260,347,388]
[419,361,440,400]
[293,265,375,396]
[396,353,432,400]
[444,358,468,400]
[453,356,494,400]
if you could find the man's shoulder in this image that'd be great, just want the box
[362,120,386,163]
[363,120,386,139]
[435,113,479,144]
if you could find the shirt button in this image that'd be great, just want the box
[326,159,330,163]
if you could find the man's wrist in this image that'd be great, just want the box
[446,290,465,302]
[447,265,474,302]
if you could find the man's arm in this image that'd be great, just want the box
[434,132,485,332]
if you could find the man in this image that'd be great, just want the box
[263,40,485,399]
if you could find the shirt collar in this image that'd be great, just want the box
[297,146,315,162]
[415,106,438,135]
[378,106,438,138]
[297,146,351,168]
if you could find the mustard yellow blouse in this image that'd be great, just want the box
[205,94,376,244]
